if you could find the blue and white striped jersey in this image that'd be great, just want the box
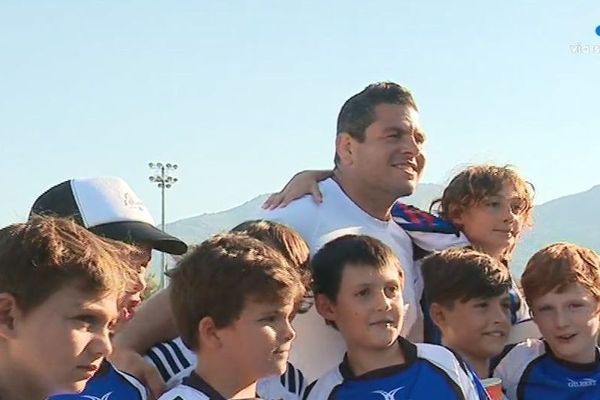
[145,336,306,399]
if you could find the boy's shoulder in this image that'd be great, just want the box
[145,337,196,390]
[302,365,343,400]
[492,338,547,399]
[157,373,219,400]
[493,338,547,372]
[390,202,469,252]
[49,360,148,400]
[258,362,306,400]
[305,340,483,400]
[494,339,600,399]
[157,384,209,400]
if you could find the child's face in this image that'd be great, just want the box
[453,182,527,259]
[436,293,511,361]
[10,285,119,396]
[218,298,296,380]
[326,263,404,351]
[119,245,151,323]
[531,283,600,364]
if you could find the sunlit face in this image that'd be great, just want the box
[344,104,425,202]
[453,182,528,259]
[436,294,511,363]
[531,283,600,364]
[119,245,151,322]
[321,263,404,351]
[218,299,297,381]
[10,285,119,397]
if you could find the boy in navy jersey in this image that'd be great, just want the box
[158,233,306,400]
[0,216,136,400]
[304,234,487,400]
[421,247,512,379]
[493,243,600,400]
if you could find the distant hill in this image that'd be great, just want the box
[512,184,600,275]
[155,183,600,279]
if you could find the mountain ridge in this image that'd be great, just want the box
[156,183,600,278]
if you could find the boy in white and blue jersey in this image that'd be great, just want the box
[421,247,513,381]
[492,243,600,400]
[304,234,487,400]
[147,220,310,399]
[158,233,306,400]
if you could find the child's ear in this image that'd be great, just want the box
[315,294,336,322]
[198,316,221,349]
[448,205,465,228]
[428,302,448,330]
[0,293,19,339]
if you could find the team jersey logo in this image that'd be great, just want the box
[82,393,112,400]
[372,386,405,399]
[567,378,597,388]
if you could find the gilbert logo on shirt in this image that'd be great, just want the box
[81,393,112,400]
[567,378,597,388]
[372,386,405,399]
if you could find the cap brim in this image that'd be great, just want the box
[90,221,188,255]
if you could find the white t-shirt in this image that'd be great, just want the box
[258,178,417,381]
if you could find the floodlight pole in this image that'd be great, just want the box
[148,162,179,289]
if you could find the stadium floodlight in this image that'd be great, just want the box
[148,161,180,289]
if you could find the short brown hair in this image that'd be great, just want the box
[421,247,512,308]
[521,243,600,306]
[431,165,535,229]
[0,216,137,314]
[311,234,404,302]
[231,220,312,312]
[169,233,305,350]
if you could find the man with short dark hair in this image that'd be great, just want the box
[260,81,426,380]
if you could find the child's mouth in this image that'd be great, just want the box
[556,333,577,342]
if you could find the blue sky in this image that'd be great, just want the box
[1,1,599,227]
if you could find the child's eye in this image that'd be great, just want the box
[474,302,489,309]
[568,303,584,311]
[536,305,552,313]
[384,285,400,298]
[486,201,501,208]
[260,315,278,323]
[74,315,96,325]
[356,288,370,297]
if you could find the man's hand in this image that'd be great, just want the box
[109,347,166,400]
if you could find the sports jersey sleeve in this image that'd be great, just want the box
[257,362,306,400]
[492,339,545,400]
[157,386,208,400]
[302,367,343,400]
[144,338,197,389]
[416,343,488,400]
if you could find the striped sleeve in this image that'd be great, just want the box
[145,337,196,388]
[279,362,306,396]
